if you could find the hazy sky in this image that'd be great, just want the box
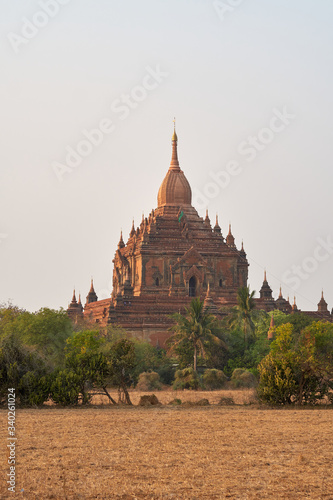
[1,0,333,313]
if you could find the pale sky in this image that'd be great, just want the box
[1,0,333,313]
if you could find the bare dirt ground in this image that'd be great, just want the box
[1,389,333,499]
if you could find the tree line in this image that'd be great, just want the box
[1,287,333,406]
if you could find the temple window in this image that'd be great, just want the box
[189,276,196,297]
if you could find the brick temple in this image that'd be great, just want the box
[67,127,332,345]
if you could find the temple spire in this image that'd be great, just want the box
[240,239,246,256]
[67,288,83,322]
[292,296,298,312]
[259,271,273,300]
[204,209,211,228]
[318,290,328,313]
[203,281,218,314]
[213,214,222,235]
[118,230,125,249]
[226,223,235,247]
[86,278,98,304]
[71,289,77,304]
[130,219,135,237]
[170,118,180,171]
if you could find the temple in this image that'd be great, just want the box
[67,126,332,344]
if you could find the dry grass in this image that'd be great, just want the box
[1,390,333,499]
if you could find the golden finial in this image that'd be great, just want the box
[172,117,178,142]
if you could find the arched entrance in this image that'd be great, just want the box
[189,276,197,297]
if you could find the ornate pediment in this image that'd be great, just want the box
[171,246,206,271]
[184,265,203,282]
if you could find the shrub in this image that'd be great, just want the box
[231,368,257,388]
[232,368,246,379]
[50,370,81,406]
[195,398,210,406]
[138,394,160,406]
[0,333,50,407]
[168,398,182,405]
[172,367,200,390]
[182,398,210,407]
[203,369,228,390]
[258,322,333,405]
[157,362,177,385]
[218,397,235,406]
[136,371,162,391]
[19,372,51,406]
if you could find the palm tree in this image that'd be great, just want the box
[168,297,224,372]
[229,286,257,349]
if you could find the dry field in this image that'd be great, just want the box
[1,389,333,500]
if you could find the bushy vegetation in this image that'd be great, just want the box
[258,322,333,405]
[1,294,333,407]
[173,367,200,390]
[202,369,228,390]
[231,368,257,388]
[136,371,162,391]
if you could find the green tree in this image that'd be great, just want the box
[258,321,333,405]
[104,326,176,385]
[168,297,225,372]
[0,306,73,369]
[280,312,313,334]
[106,338,136,404]
[228,287,258,349]
[51,331,136,405]
[63,330,109,404]
[0,333,50,406]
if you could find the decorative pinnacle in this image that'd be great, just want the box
[279,286,282,298]
[130,219,136,238]
[264,269,267,282]
[170,120,180,171]
[172,117,178,142]
[118,230,125,248]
